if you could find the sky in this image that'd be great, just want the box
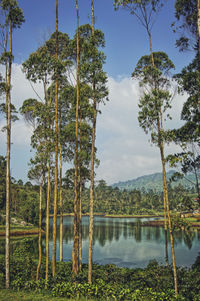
[0,0,195,185]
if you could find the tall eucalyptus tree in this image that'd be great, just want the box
[22,26,71,277]
[52,0,59,277]
[114,0,170,269]
[170,1,200,205]
[114,0,165,65]
[0,0,24,288]
[20,98,49,280]
[72,0,81,276]
[28,154,46,281]
[132,52,178,295]
[72,20,108,281]
[75,21,109,282]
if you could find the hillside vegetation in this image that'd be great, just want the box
[112,170,199,192]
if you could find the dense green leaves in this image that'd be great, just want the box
[132,52,174,144]
[173,0,197,52]
[0,0,25,29]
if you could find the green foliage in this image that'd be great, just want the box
[0,0,25,30]
[4,254,198,300]
[174,55,200,139]
[171,215,191,231]
[173,0,197,52]
[132,51,174,146]
[169,54,200,202]
[112,170,197,192]
[10,239,36,283]
[3,247,200,300]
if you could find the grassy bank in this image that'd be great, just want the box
[53,212,164,218]
[0,225,44,237]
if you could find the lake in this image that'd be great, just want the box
[46,216,200,268]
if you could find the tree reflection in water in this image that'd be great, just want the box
[47,216,199,249]
[1,217,200,268]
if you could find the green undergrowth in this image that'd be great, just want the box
[0,289,93,301]
[1,240,200,300]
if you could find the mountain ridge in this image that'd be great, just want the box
[112,170,198,192]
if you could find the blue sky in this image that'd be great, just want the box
[0,0,194,184]
[14,0,193,77]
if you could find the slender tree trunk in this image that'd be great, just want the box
[52,0,59,277]
[88,0,96,284]
[164,195,169,267]
[150,32,169,269]
[158,120,178,295]
[160,112,169,268]
[78,118,82,271]
[45,89,52,281]
[193,162,200,201]
[88,99,96,284]
[78,175,82,271]
[191,144,200,199]
[147,30,154,67]
[72,0,80,276]
[197,0,200,57]
[45,153,51,280]
[59,143,63,261]
[5,20,12,290]
[36,176,43,281]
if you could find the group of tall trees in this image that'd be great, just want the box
[0,0,24,289]
[0,0,108,288]
[0,0,200,297]
[114,0,200,296]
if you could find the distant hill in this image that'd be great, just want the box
[112,170,198,192]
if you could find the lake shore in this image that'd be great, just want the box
[1,213,200,237]
[51,212,164,218]
[0,227,45,237]
[142,219,200,228]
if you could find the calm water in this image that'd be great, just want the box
[45,216,200,268]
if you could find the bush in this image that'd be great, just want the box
[1,248,200,300]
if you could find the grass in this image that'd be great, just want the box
[0,225,35,230]
[185,217,200,223]
[0,289,95,301]
[0,225,43,237]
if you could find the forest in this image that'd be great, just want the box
[0,0,200,300]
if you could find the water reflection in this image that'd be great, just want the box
[48,217,198,249]
[1,217,200,269]
[46,216,200,268]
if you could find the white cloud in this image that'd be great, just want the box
[0,65,187,183]
[96,76,187,185]
[0,63,44,147]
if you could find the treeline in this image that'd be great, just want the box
[0,163,197,225]
[0,0,109,287]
